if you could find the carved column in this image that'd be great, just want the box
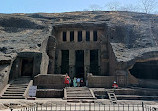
[74,30,78,42]
[69,50,75,78]
[84,49,90,79]
[90,30,93,41]
[67,31,70,42]
[82,30,86,41]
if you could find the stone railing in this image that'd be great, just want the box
[87,74,116,88]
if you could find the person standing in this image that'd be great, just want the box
[76,78,80,87]
[64,73,70,87]
[73,77,77,87]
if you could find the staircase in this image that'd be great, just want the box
[64,87,96,100]
[0,77,33,99]
[107,90,117,104]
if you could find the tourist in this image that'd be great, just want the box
[69,78,72,87]
[73,77,77,87]
[112,81,118,89]
[64,73,70,87]
[80,78,84,87]
[77,78,80,87]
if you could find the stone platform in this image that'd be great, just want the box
[93,87,158,100]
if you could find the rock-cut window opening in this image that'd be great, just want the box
[70,31,74,42]
[86,31,90,41]
[93,31,97,41]
[63,32,66,41]
[78,31,82,42]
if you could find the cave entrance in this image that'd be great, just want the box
[75,50,84,78]
[21,58,33,77]
[61,50,69,74]
[129,60,158,80]
[90,50,99,75]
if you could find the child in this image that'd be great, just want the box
[112,81,118,89]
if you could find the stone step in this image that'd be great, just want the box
[116,95,158,100]
[0,78,33,99]
[67,92,91,93]
[7,87,26,90]
[67,93,93,96]
[8,86,27,89]
[67,95,93,97]
[67,94,93,96]
[10,83,29,85]
[6,89,26,92]
[64,87,96,100]
[67,88,88,91]
[67,90,90,92]
[2,94,23,96]
[13,81,30,83]
[0,96,25,99]
[9,85,28,87]
[67,93,92,95]
[66,97,96,99]
[107,90,115,93]
[4,92,24,94]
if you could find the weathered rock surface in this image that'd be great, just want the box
[1,11,158,62]
[25,11,158,63]
[0,13,51,91]
[0,11,158,89]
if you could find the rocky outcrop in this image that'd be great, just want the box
[0,11,158,88]
[0,14,51,91]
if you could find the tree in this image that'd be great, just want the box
[104,0,157,14]
[140,0,157,13]
[105,1,121,11]
[119,4,141,12]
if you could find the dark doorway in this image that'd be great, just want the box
[61,50,69,74]
[129,61,158,80]
[75,50,84,78]
[21,58,33,76]
[90,50,99,75]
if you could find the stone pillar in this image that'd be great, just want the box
[90,30,93,41]
[56,50,61,74]
[82,30,86,41]
[67,31,70,42]
[60,31,62,42]
[98,50,101,66]
[98,49,101,74]
[69,50,75,78]
[74,30,78,42]
[84,49,90,79]
[100,40,109,75]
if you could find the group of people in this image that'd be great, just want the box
[64,73,118,88]
[64,73,84,87]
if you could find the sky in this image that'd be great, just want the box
[0,0,157,13]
